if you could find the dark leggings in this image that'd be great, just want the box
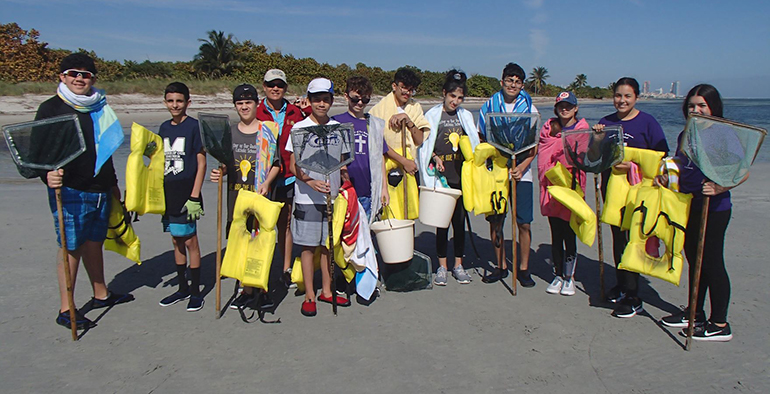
[685,208,731,323]
[548,217,577,276]
[610,225,640,297]
[436,192,465,259]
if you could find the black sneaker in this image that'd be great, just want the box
[159,291,190,307]
[91,292,135,309]
[612,297,644,318]
[256,292,275,310]
[56,310,96,330]
[186,296,205,312]
[661,307,705,328]
[518,270,536,288]
[690,321,733,342]
[482,267,509,283]
[282,268,296,289]
[605,286,626,304]
[229,291,255,310]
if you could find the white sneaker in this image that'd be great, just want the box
[560,278,576,296]
[546,277,564,294]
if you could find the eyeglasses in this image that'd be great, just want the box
[503,78,523,87]
[62,69,95,79]
[398,84,416,95]
[265,80,287,89]
[347,94,371,104]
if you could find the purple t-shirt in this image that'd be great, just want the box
[598,110,669,152]
[599,110,668,197]
[332,112,388,198]
[674,131,731,212]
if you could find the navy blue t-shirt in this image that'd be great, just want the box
[159,116,204,218]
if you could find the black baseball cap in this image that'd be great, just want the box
[232,84,258,103]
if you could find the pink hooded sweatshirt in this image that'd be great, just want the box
[537,117,589,221]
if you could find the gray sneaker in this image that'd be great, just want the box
[434,266,448,286]
[452,266,472,284]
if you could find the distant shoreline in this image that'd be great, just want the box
[0,93,612,117]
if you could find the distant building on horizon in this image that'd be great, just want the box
[670,81,680,97]
[643,81,650,95]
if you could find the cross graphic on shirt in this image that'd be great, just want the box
[355,134,366,154]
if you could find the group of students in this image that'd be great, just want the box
[38,53,741,342]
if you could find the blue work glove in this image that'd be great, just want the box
[182,197,204,221]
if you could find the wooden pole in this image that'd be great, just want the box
[510,176,518,296]
[56,188,78,341]
[594,174,605,300]
[686,196,710,350]
[401,124,408,219]
[326,177,337,316]
[215,164,224,319]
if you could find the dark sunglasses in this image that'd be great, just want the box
[348,95,371,104]
[265,81,287,89]
[62,69,95,79]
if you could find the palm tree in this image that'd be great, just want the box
[574,74,588,89]
[194,30,243,77]
[527,66,549,95]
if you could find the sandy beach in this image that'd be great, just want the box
[0,101,768,393]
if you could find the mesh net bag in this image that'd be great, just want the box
[198,112,233,164]
[382,250,433,292]
[562,125,625,174]
[291,123,354,176]
[484,112,540,156]
[3,114,85,178]
[681,114,766,187]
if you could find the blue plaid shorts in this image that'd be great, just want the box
[48,186,110,250]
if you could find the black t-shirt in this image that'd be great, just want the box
[433,110,465,186]
[33,95,118,193]
[159,116,204,218]
[226,125,258,224]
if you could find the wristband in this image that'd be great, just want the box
[189,195,202,202]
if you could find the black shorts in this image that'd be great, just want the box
[273,181,295,202]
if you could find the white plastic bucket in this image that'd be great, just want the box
[418,186,462,228]
[370,219,414,264]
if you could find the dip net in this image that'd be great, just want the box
[3,114,85,177]
[681,114,766,187]
[198,112,233,164]
[484,112,541,156]
[291,123,354,176]
[562,126,625,173]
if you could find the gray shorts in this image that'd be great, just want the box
[291,203,329,247]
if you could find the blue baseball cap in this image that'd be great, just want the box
[555,91,578,106]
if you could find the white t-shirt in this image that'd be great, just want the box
[500,103,538,182]
[286,117,343,205]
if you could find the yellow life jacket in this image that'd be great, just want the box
[290,192,357,291]
[600,147,665,228]
[618,185,692,286]
[221,190,284,291]
[104,196,142,264]
[125,123,165,215]
[383,146,419,220]
[544,163,596,246]
[459,136,509,216]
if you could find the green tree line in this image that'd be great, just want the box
[1,24,612,98]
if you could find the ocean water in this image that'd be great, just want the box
[2,99,769,182]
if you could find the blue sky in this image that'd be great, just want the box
[4,0,770,97]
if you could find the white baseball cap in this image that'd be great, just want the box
[307,78,334,94]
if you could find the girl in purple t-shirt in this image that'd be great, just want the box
[657,84,745,342]
[595,77,668,318]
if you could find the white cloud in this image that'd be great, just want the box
[524,0,545,9]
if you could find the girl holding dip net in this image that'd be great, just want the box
[657,84,745,341]
[536,91,590,296]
